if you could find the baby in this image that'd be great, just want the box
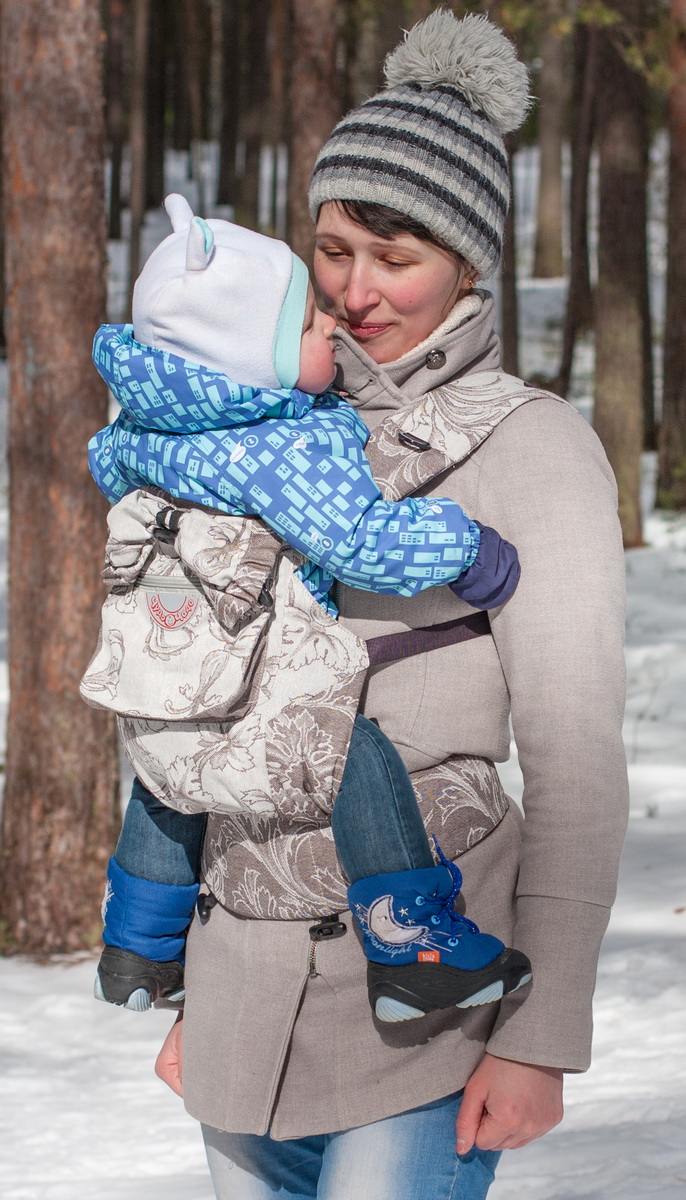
[88,195,531,1023]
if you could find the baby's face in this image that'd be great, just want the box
[296,285,337,394]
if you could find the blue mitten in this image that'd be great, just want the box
[449,522,520,610]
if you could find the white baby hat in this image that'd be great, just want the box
[133,194,310,388]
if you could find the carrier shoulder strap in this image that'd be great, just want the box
[354,373,564,662]
[363,371,562,503]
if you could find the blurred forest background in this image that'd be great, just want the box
[0,0,684,957]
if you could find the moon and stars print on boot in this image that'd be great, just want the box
[348,845,532,1023]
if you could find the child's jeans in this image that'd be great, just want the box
[114,714,433,893]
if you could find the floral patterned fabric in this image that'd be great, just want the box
[82,369,547,917]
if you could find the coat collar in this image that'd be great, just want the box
[333,290,501,429]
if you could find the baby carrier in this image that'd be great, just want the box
[81,371,552,826]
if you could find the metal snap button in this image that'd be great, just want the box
[425,349,446,369]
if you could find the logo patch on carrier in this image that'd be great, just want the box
[146,592,198,630]
[418,950,440,963]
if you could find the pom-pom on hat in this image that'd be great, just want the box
[308,9,530,278]
[133,194,310,388]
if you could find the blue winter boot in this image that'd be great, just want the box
[348,848,532,1023]
[94,857,199,1012]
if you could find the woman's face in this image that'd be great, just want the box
[313,202,475,365]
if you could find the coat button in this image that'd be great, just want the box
[425,350,446,369]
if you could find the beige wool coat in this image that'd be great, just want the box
[181,293,629,1139]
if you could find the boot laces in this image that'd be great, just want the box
[426,840,480,943]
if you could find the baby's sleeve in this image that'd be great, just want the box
[238,433,517,601]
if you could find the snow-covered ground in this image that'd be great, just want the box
[1,146,685,1199]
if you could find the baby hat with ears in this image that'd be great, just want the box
[132,194,310,388]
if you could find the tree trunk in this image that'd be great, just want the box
[640,231,657,452]
[237,0,270,229]
[593,11,649,548]
[0,0,119,955]
[657,0,686,508]
[208,0,223,145]
[409,0,432,20]
[287,0,341,264]
[265,0,289,235]
[374,1,408,91]
[183,0,208,214]
[0,96,5,356]
[127,0,150,309]
[105,0,125,240]
[216,0,242,206]
[533,0,566,278]
[145,0,167,211]
[556,19,596,397]
[172,0,191,153]
[339,0,359,114]
[501,134,520,377]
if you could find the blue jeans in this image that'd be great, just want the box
[114,776,206,886]
[115,714,432,889]
[202,1092,500,1200]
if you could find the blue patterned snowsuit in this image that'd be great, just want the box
[89,325,482,615]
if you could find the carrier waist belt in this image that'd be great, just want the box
[366,610,491,668]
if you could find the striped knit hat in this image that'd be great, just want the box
[308,10,530,279]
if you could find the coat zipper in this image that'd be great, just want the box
[308,939,318,978]
[308,913,347,979]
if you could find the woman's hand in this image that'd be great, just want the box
[455,1053,564,1153]
[155,1013,184,1097]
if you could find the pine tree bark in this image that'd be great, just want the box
[0,0,119,954]
[556,20,596,396]
[533,0,566,278]
[375,0,407,80]
[105,0,125,240]
[216,0,242,206]
[657,0,686,507]
[183,0,208,214]
[172,0,191,153]
[127,0,150,308]
[265,0,289,235]
[0,97,5,356]
[410,0,432,20]
[237,0,269,229]
[501,134,520,377]
[287,0,341,264]
[593,10,649,547]
[339,0,359,114]
[145,0,167,211]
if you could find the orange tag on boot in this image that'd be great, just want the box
[418,950,440,963]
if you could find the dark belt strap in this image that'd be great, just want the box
[366,610,491,668]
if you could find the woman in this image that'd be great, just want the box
[155,11,628,1198]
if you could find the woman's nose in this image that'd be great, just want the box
[344,262,380,314]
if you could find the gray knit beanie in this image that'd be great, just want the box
[308,9,530,279]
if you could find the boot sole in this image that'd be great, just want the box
[369,948,532,1023]
[94,947,186,1011]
